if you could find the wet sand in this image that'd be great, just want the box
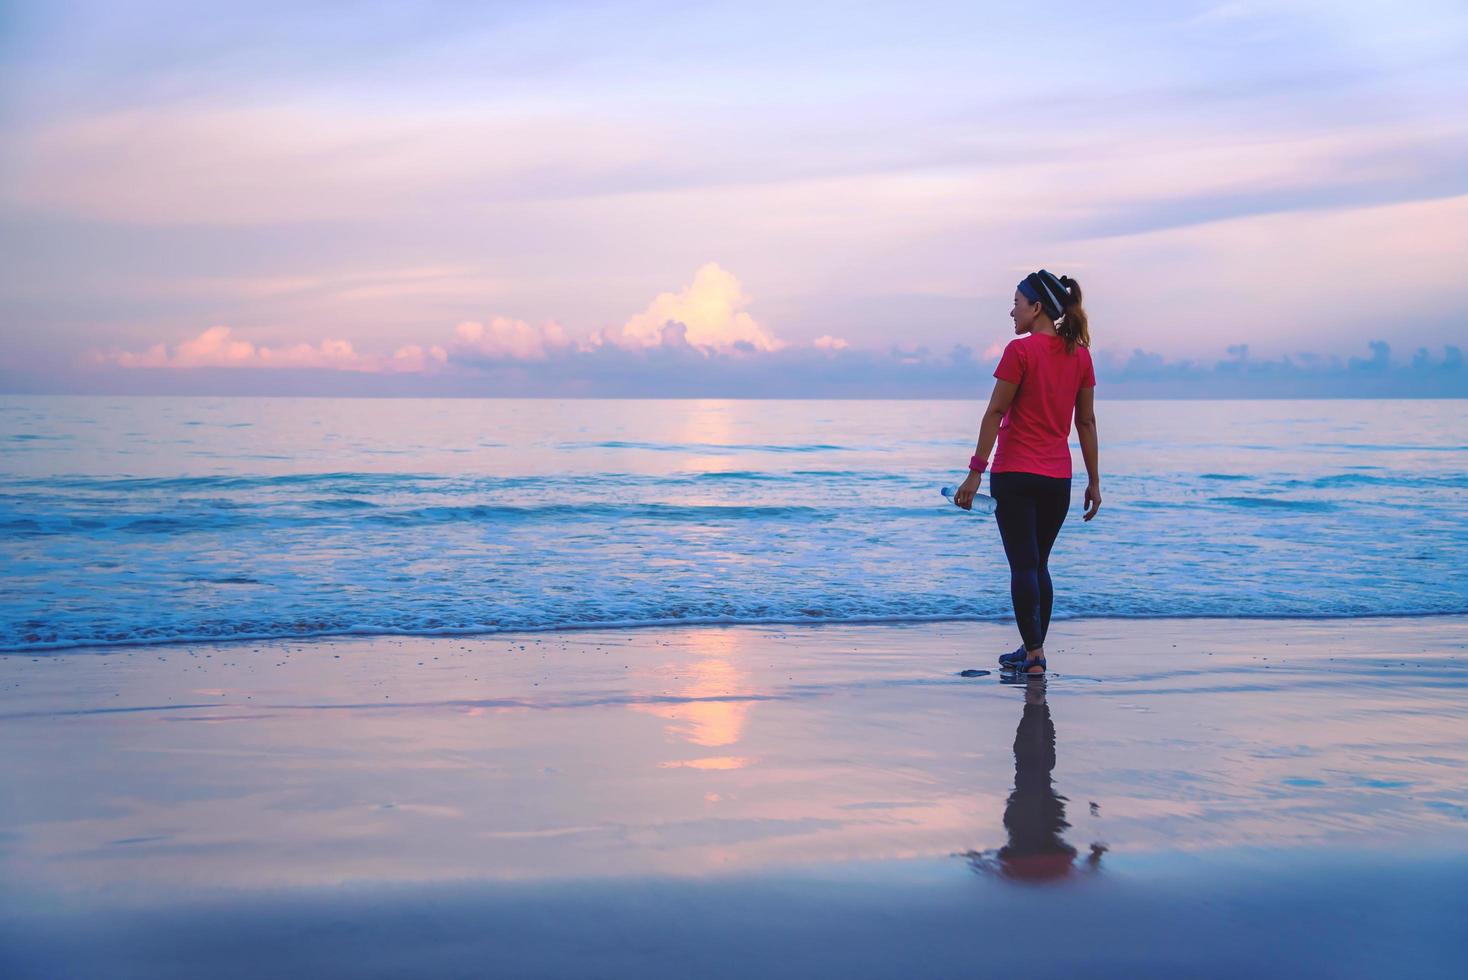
[2,617,1466,978]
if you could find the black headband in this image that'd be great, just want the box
[1018,270,1069,320]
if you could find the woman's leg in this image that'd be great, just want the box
[991,474,1045,653]
[1033,478,1072,645]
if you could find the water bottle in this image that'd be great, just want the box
[941,486,997,517]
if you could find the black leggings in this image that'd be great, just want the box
[990,471,1072,652]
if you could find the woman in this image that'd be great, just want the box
[953,269,1100,675]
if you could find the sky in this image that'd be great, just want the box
[1,0,1465,397]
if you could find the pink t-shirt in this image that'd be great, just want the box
[991,333,1096,478]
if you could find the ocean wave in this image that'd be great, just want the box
[1210,496,1337,511]
[362,502,836,525]
[7,472,441,492]
[3,499,939,538]
[5,469,903,496]
[4,396,1465,659]
[1282,473,1468,489]
[303,497,380,511]
[1303,443,1468,453]
[688,470,791,482]
[6,606,1466,655]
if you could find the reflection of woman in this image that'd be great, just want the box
[953,270,1100,675]
[997,677,1077,881]
[964,678,1104,880]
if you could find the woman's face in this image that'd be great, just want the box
[1010,290,1043,335]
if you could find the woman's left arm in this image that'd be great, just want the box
[954,380,1018,508]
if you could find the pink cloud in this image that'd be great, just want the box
[104,325,258,368]
[453,317,570,361]
[95,326,445,373]
[388,344,451,373]
[597,263,783,352]
[91,266,873,375]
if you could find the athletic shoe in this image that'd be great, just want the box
[1000,649,1046,674]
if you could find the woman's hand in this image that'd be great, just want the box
[953,471,983,510]
[1083,481,1102,521]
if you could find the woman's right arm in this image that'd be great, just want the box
[1075,387,1101,520]
[954,379,1018,509]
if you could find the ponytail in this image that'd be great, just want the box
[1056,275,1090,355]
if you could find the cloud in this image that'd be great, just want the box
[0,103,657,225]
[68,334,1467,399]
[146,267,500,303]
[1071,126,1468,239]
[447,264,783,363]
[94,325,445,373]
[102,325,265,368]
[6,0,1468,390]
[89,264,779,372]
[110,325,254,368]
[80,252,1467,400]
[1090,340,1466,397]
[453,318,570,361]
[386,343,451,373]
[597,263,782,352]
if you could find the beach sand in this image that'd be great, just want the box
[2,617,1465,978]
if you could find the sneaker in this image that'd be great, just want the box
[997,645,1028,668]
[999,648,1046,674]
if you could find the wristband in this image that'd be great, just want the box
[968,455,987,473]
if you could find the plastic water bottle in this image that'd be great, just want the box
[941,486,997,517]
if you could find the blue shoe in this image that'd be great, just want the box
[999,648,1046,674]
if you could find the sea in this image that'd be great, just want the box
[2,396,1464,653]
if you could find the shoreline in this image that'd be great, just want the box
[9,609,1468,657]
